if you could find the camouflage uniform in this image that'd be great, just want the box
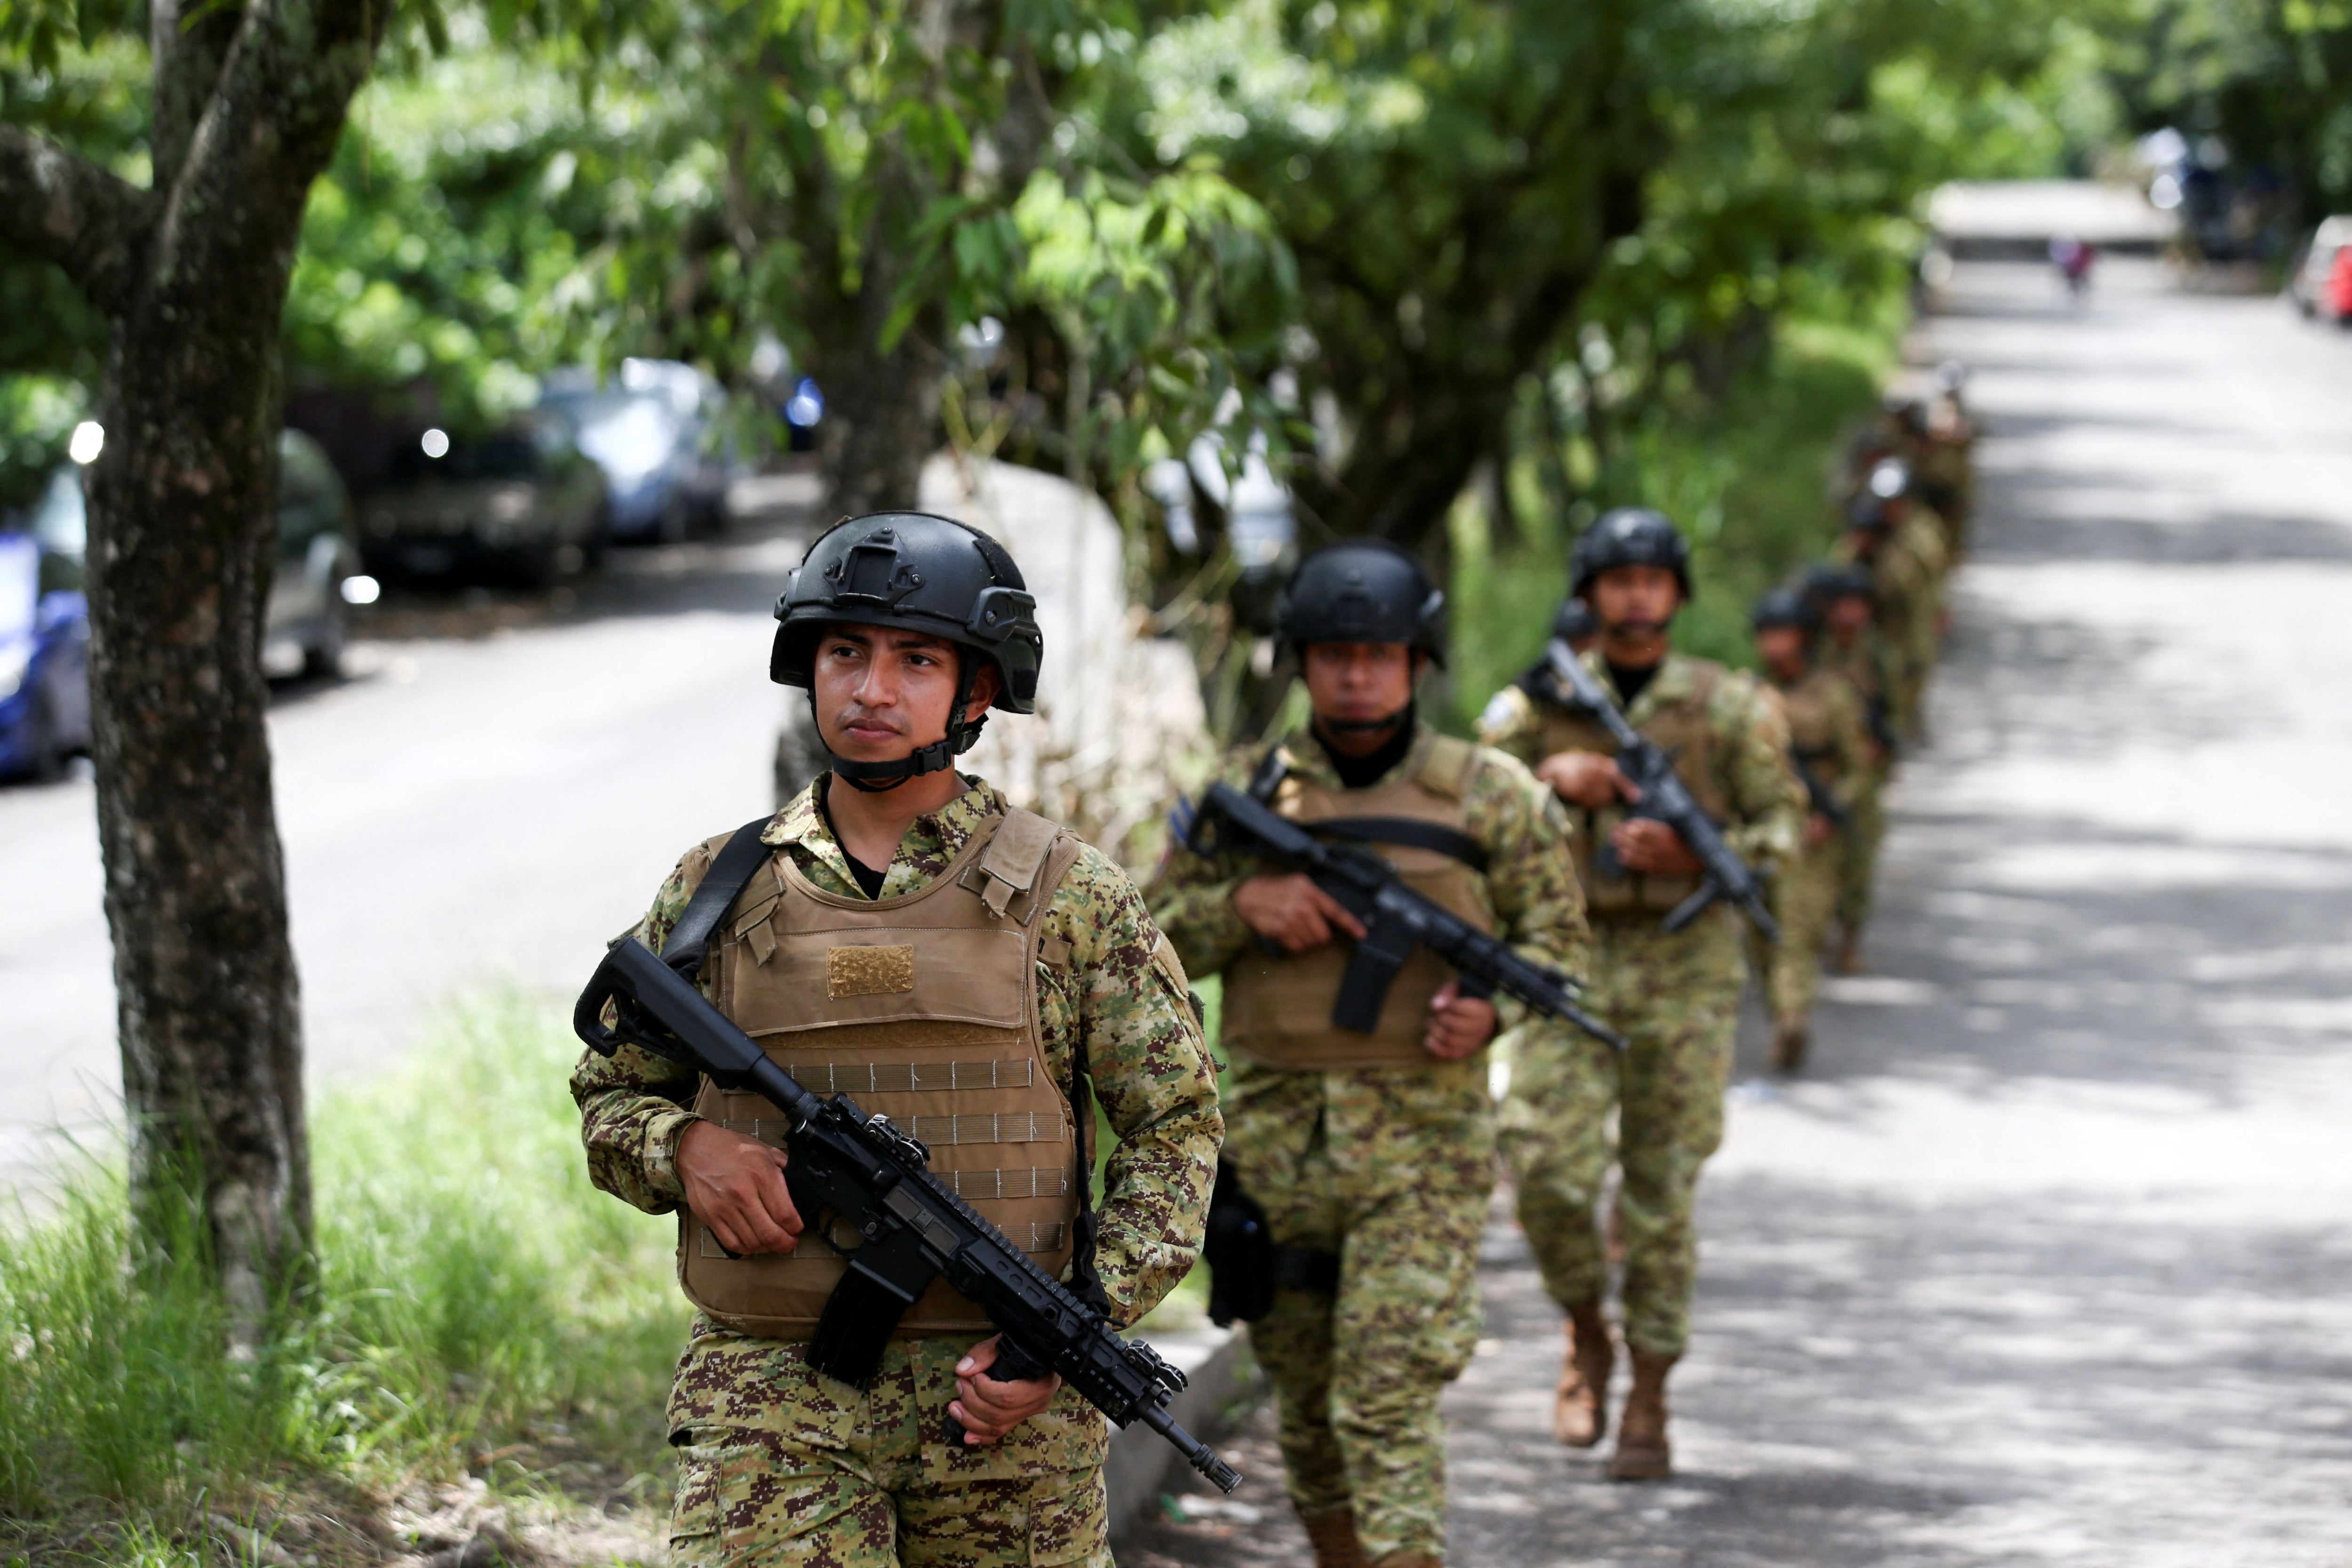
[1481,653,1802,1355]
[1837,513,1948,739]
[573,777,1221,1568]
[1151,724,1588,1564]
[1816,625,1899,939]
[1754,664,1872,1032]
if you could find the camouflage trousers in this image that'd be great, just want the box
[1501,912,1742,1357]
[1224,1058,1493,1564]
[1754,836,1842,1027]
[1836,776,1888,935]
[665,1322,1110,1567]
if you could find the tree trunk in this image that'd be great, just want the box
[819,322,945,518]
[86,284,310,1329]
[1,0,386,1335]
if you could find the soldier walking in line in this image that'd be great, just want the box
[1805,563,1900,976]
[1748,586,1872,1071]
[571,512,1222,1568]
[1834,465,1947,741]
[1152,541,1588,1568]
[1479,508,1802,1480]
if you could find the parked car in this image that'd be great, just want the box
[0,486,92,781]
[267,430,368,678]
[2289,216,2352,320]
[361,412,609,588]
[540,358,734,542]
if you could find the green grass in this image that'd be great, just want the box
[0,996,686,1561]
[1445,315,1899,729]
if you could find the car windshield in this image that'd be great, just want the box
[571,394,683,481]
[385,428,546,486]
[28,468,87,559]
[0,534,37,640]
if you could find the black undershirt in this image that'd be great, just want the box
[1315,711,1415,789]
[1605,659,1661,709]
[842,852,889,901]
[816,773,894,900]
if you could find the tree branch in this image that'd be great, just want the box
[0,126,151,317]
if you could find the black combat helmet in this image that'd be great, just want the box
[1750,585,1819,633]
[1552,595,1597,644]
[1275,540,1447,664]
[1804,561,1876,609]
[772,512,1043,787]
[1570,507,1692,598]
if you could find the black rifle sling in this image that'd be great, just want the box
[1307,816,1490,875]
[660,816,778,982]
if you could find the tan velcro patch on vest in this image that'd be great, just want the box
[826,943,916,998]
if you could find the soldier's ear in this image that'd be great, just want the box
[965,659,1003,718]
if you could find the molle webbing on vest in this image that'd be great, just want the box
[1219,732,1499,1072]
[1538,657,1733,920]
[678,804,1088,1340]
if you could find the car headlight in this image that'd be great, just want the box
[0,640,31,701]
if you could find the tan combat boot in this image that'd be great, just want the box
[1371,1556,1442,1568]
[1832,926,1863,976]
[1768,1017,1810,1073]
[1608,1348,1679,1481]
[1552,1303,1615,1448]
[1296,1507,1369,1568]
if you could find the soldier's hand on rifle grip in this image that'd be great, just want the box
[1610,818,1705,877]
[677,1121,804,1256]
[1232,873,1368,953]
[1422,979,1498,1061]
[951,1336,1064,1445]
[1537,751,1638,811]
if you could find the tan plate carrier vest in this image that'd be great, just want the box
[1780,669,1846,790]
[1221,735,1497,1071]
[1535,660,1731,920]
[679,807,1085,1340]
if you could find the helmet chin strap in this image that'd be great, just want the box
[812,661,989,793]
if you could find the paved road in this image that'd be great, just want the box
[1130,259,2352,1566]
[0,477,822,1195]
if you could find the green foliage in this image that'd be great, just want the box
[0,997,682,1533]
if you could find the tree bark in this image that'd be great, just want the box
[0,0,385,1334]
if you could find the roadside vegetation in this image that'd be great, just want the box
[0,999,683,1567]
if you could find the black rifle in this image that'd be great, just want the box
[1790,750,1851,832]
[1174,783,1626,1051]
[574,937,1242,1494]
[1542,640,1781,940]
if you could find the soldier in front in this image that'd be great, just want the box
[1152,541,1588,1568]
[1480,508,1802,1480]
[572,511,1221,1567]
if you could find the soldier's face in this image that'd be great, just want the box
[811,627,999,759]
[1826,594,1872,635]
[1303,641,1418,725]
[1589,565,1681,636]
[1755,625,1810,677]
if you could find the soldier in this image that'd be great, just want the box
[1152,541,1588,1568]
[1806,563,1899,976]
[1479,508,1802,1480]
[1835,464,1947,739]
[572,512,1222,1568]
[1748,587,1871,1070]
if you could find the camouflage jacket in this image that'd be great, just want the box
[1478,651,1805,875]
[1766,662,1873,815]
[570,776,1223,1328]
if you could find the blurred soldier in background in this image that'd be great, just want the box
[1480,509,1802,1480]
[1748,587,1870,1070]
[1806,564,1899,975]
[1152,541,1588,1568]
[1835,464,1947,740]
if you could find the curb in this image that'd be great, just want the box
[1104,1326,1262,1545]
